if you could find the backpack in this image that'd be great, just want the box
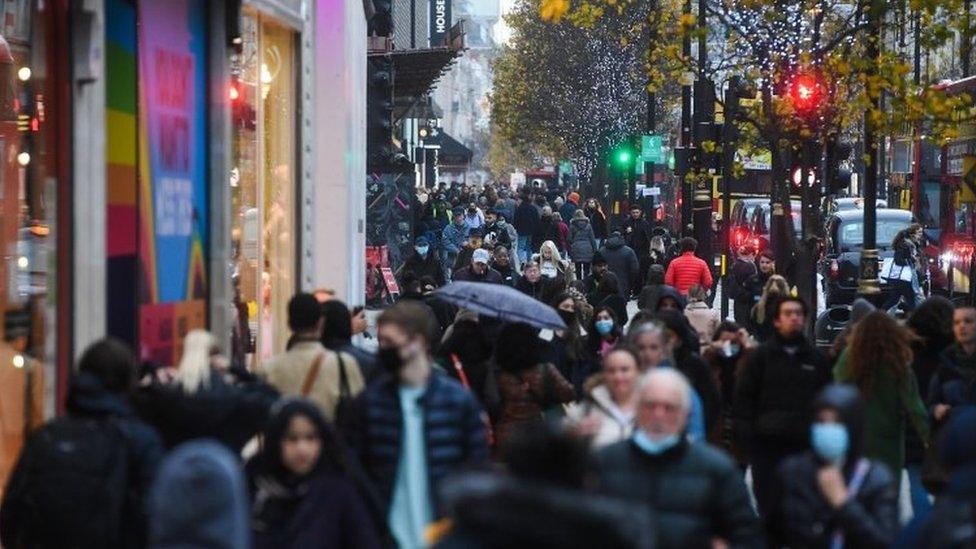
[7,417,130,548]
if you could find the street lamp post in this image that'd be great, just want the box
[858,0,885,299]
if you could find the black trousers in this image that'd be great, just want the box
[749,436,807,516]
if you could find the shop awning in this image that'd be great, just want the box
[371,22,465,99]
[428,131,472,166]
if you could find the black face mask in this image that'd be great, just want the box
[558,309,576,326]
[378,347,403,373]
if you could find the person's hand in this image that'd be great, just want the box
[737,328,756,348]
[817,466,848,508]
[711,539,729,549]
[934,404,952,421]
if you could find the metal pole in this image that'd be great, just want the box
[680,0,693,236]
[720,77,740,321]
[859,0,884,298]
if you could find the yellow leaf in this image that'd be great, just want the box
[540,0,570,23]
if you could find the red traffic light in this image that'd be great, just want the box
[788,72,824,115]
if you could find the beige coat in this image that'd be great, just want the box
[257,341,364,421]
[565,384,635,449]
[684,301,719,351]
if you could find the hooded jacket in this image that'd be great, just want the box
[399,250,445,287]
[515,200,540,236]
[600,235,639,297]
[568,218,598,262]
[148,440,250,549]
[441,222,469,255]
[767,385,899,549]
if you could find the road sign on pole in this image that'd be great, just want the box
[642,135,663,163]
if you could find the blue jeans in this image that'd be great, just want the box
[517,235,532,264]
[906,463,931,516]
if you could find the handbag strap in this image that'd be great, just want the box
[301,352,325,397]
[450,353,472,389]
[829,458,872,549]
[336,351,351,398]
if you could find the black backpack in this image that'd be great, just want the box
[6,417,130,548]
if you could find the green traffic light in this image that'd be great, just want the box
[615,149,632,165]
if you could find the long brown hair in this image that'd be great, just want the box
[846,311,916,392]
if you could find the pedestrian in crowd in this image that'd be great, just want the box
[734,296,832,514]
[344,301,488,549]
[147,440,250,549]
[552,212,571,252]
[567,346,639,450]
[626,322,707,440]
[441,209,469,279]
[649,235,668,268]
[533,206,562,252]
[321,299,380,384]
[684,284,719,351]
[398,236,445,288]
[247,399,383,549]
[398,277,456,341]
[623,205,653,266]
[569,209,599,280]
[665,237,714,296]
[743,249,776,314]
[652,309,721,435]
[1,338,164,549]
[542,292,589,393]
[438,313,495,410]
[259,293,364,422]
[494,322,576,451]
[560,191,581,222]
[928,305,976,420]
[516,260,550,301]
[134,329,277,452]
[452,228,484,272]
[583,253,609,296]
[904,296,955,514]
[495,188,517,223]
[750,274,792,342]
[593,368,763,549]
[483,209,512,252]
[490,245,518,287]
[702,322,754,459]
[534,239,573,284]
[728,245,758,325]
[835,311,930,491]
[636,264,668,311]
[651,286,685,312]
[583,197,609,246]
[515,192,541,264]
[882,223,924,314]
[766,385,899,548]
[896,407,976,548]
[436,423,652,549]
[462,201,485,231]
[586,305,623,363]
[453,248,504,284]
[829,298,876,360]
[593,273,629,330]
[600,231,640,298]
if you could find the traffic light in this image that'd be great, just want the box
[825,137,854,195]
[370,0,393,37]
[614,146,633,168]
[367,55,395,168]
[786,71,825,119]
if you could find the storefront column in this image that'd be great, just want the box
[209,0,233,354]
[311,0,367,304]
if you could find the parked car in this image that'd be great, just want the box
[822,208,914,306]
[728,197,768,254]
[749,200,803,253]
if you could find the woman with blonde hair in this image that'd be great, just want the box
[750,274,791,342]
[175,329,222,395]
[533,240,574,284]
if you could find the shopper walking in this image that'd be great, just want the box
[569,209,598,280]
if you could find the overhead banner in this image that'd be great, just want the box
[429,0,451,46]
[137,0,209,365]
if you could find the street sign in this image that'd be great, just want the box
[642,135,663,163]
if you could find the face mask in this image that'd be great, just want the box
[595,319,614,335]
[415,245,429,257]
[811,422,849,463]
[633,430,681,456]
[722,342,741,358]
[497,219,506,227]
[558,309,576,326]
[378,347,403,374]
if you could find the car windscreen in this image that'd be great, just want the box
[762,209,803,236]
[837,218,911,250]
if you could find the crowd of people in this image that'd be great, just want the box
[2,181,976,548]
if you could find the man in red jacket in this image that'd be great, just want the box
[665,237,714,295]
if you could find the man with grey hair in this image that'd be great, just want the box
[593,369,762,548]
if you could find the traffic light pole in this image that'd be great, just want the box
[679,0,693,237]
[797,138,820,334]
[858,0,885,299]
[645,1,657,223]
[720,77,742,321]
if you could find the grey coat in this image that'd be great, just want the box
[568,219,598,263]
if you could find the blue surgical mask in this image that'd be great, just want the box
[722,342,741,358]
[415,245,429,257]
[595,319,614,335]
[811,422,849,463]
[632,430,681,455]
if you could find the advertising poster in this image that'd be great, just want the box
[137,0,208,365]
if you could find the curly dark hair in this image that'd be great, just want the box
[846,311,916,392]
[907,296,954,348]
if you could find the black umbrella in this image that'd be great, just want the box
[433,281,566,330]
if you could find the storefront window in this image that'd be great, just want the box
[0,1,58,491]
[230,11,297,367]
